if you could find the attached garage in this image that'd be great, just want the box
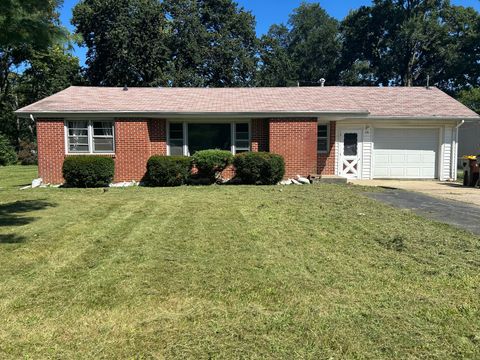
[373,128,439,179]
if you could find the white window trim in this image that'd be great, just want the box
[167,120,251,156]
[64,120,115,155]
[317,122,330,154]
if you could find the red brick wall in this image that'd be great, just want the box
[37,118,167,184]
[38,117,334,183]
[251,119,269,152]
[37,119,65,184]
[317,121,336,175]
[269,118,317,178]
[114,119,166,181]
[148,118,167,155]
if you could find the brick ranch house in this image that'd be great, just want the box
[15,86,480,184]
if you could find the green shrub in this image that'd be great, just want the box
[191,149,233,181]
[18,140,37,165]
[146,156,191,187]
[0,133,17,166]
[233,152,285,185]
[62,156,115,187]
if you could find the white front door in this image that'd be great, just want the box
[340,129,362,179]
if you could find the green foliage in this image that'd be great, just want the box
[257,25,296,87]
[233,152,285,185]
[258,3,340,86]
[161,0,258,87]
[0,133,17,166]
[192,149,233,181]
[72,0,170,86]
[339,0,480,91]
[146,156,191,187]
[458,88,480,114]
[17,140,37,165]
[0,0,77,147]
[0,0,66,50]
[288,3,341,85]
[19,46,83,105]
[62,156,115,188]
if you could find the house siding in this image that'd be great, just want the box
[269,118,317,177]
[441,126,453,181]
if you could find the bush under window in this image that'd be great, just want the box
[191,149,233,182]
[233,152,285,185]
[62,156,115,187]
[146,156,191,187]
[0,133,17,166]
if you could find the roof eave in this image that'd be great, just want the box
[15,110,371,119]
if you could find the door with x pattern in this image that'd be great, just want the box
[339,129,362,179]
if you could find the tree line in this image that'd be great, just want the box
[1,0,479,151]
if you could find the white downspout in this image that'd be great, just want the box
[451,120,464,180]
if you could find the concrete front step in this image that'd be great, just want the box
[309,175,348,184]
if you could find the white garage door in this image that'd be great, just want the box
[374,128,439,179]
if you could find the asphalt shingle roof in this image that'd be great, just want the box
[15,86,480,119]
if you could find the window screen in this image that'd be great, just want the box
[235,123,250,153]
[318,124,329,153]
[169,123,184,155]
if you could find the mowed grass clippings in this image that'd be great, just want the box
[0,166,479,359]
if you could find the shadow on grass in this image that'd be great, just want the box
[0,200,55,244]
[0,234,27,244]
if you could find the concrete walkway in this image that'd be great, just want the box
[365,189,480,235]
[350,180,480,206]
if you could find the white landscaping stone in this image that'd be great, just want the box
[291,179,302,185]
[279,179,293,185]
[31,178,42,188]
[110,181,138,188]
[297,176,310,184]
[20,185,31,190]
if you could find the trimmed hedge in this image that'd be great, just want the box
[192,149,233,181]
[62,156,115,187]
[146,156,191,187]
[233,152,285,185]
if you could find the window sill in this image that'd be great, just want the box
[66,153,116,158]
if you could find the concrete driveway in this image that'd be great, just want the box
[350,180,480,206]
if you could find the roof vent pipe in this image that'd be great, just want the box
[426,75,430,89]
[123,85,128,91]
[319,78,326,87]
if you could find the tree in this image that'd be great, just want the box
[0,0,68,145]
[458,88,480,114]
[163,0,258,87]
[257,3,341,86]
[288,3,341,84]
[257,25,295,86]
[72,0,170,86]
[14,46,83,142]
[339,0,480,91]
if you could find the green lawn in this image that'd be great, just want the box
[0,166,479,359]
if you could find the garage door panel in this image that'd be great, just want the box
[374,128,438,179]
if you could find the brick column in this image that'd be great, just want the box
[317,121,336,175]
[148,119,167,156]
[251,119,269,152]
[114,119,151,181]
[37,119,65,184]
[269,118,317,178]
